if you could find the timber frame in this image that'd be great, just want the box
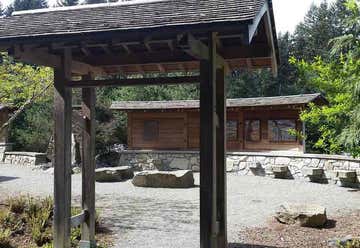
[0,1,279,247]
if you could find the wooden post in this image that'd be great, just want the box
[302,121,306,153]
[216,67,227,247]
[200,32,227,248]
[53,49,73,248]
[80,86,96,248]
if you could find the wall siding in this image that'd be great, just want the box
[127,108,304,152]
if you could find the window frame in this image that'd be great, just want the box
[268,119,297,143]
[143,120,159,142]
[226,120,239,141]
[244,119,261,142]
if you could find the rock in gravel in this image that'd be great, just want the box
[132,170,194,188]
[275,203,327,228]
[95,166,134,182]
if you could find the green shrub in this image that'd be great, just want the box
[340,239,360,248]
[0,228,13,248]
[7,195,27,214]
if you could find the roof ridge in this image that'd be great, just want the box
[13,0,167,16]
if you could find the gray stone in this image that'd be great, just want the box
[192,165,200,172]
[226,159,234,172]
[95,166,134,182]
[169,158,189,170]
[132,170,194,188]
[275,203,327,228]
[275,157,291,165]
[72,167,81,174]
[302,168,324,176]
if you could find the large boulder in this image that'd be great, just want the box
[132,170,194,188]
[95,166,134,182]
[275,203,327,228]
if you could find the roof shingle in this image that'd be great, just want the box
[0,0,266,40]
[110,93,326,111]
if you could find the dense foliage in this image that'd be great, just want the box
[0,0,359,157]
[294,0,360,156]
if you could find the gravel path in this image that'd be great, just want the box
[1,164,360,248]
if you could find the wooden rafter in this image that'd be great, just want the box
[67,75,200,88]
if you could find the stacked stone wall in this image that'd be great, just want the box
[118,150,360,186]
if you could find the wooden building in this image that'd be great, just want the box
[0,0,279,247]
[111,94,327,153]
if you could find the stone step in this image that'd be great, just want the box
[302,168,324,176]
[271,165,289,173]
[335,170,357,179]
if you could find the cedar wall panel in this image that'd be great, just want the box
[127,109,304,152]
[130,112,187,150]
[243,110,303,152]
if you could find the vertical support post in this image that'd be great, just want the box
[54,49,72,248]
[302,121,306,153]
[200,32,227,248]
[80,86,96,248]
[216,67,227,247]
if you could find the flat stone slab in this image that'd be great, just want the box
[336,170,357,179]
[275,203,327,228]
[303,168,324,176]
[95,166,134,182]
[132,170,194,188]
[271,165,289,173]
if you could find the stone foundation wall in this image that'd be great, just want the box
[118,150,360,186]
[0,143,12,162]
[3,151,47,166]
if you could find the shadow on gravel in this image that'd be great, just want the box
[323,219,337,229]
[0,176,18,183]
[229,243,280,248]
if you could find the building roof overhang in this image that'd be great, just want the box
[0,0,279,77]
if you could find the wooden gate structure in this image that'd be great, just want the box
[0,0,278,247]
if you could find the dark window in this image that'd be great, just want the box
[245,120,261,142]
[143,120,159,141]
[227,120,238,141]
[268,120,296,142]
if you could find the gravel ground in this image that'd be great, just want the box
[1,164,360,248]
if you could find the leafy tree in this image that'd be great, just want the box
[83,0,106,4]
[292,0,347,61]
[295,0,360,156]
[0,54,53,135]
[56,0,79,7]
[9,100,53,152]
[5,0,48,16]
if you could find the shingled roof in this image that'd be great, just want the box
[0,0,266,40]
[110,93,327,111]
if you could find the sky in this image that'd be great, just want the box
[0,0,335,34]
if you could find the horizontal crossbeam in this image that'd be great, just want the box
[67,75,200,88]
[71,211,87,228]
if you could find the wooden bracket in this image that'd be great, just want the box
[177,33,227,70]
[12,45,105,76]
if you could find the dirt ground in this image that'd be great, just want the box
[236,210,360,248]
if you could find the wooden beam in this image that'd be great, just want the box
[71,211,87,228]
[178,33,225,69]
[215,66,227,247]
[53,48,73,248]
[67,76,200,88]
[81,45,270,68]
[12,46,105,76]
[80,85,96,247]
